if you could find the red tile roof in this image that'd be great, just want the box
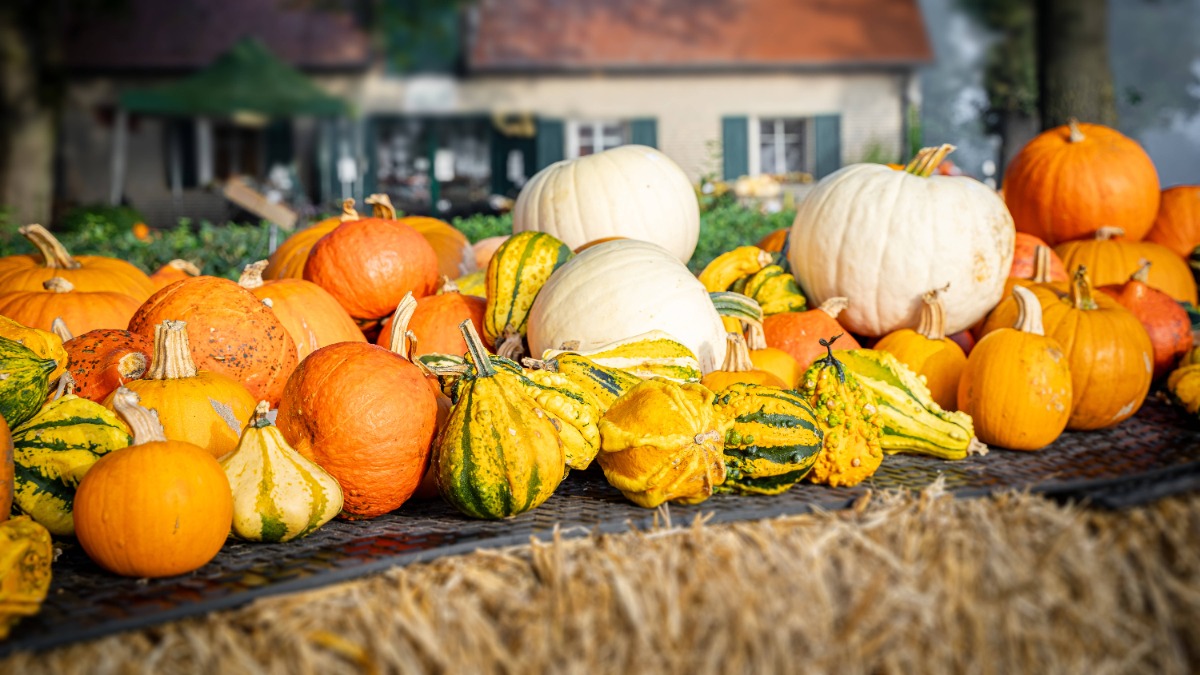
[468,0,932,71]
[65,0,369,71]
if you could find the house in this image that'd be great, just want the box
[60,0,932,224]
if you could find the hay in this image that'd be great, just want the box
[7,486,1200,674]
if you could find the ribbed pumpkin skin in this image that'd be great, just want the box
[484,232,573,348]
[0,315,68,382]
[763,308,860,372]
[0,337,58,429]
[304,219,440,321]
[249,278,366,360]
[1011,233,1068,282]
[1055,236,1198,305]
[11,395,131,536]
[0,286,141,334]
[128,277,298,405]
[264,219,339,280]
[713,383,823,495]
[0,416,11,524]
[107,372,256,459]
[0,245,155,303]
[1099,277,1193,379]
[873,330,966,411]
[148,260,200,289]
[402,216,477,280]
[377,292,488,357]
[1003,122,1160,244]
[73,440,233,578]
[1146,186,1200,258]
[277,343,438,519]
[63,330,154,403]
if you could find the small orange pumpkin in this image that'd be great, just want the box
[149,259,202,290]
[702,332,788,391]
[1145,185,1200,258]
[1055,227,1197,304]
[63,329,154,403]
[744,326,803,388]
[1098,261,1193,379]
[0,224,156,301]
[874,286,967,411]
[1010,233,1068,283]
[376,278,487,357]
[264,199,359,280]
[0,277,141,334]
[238,260,365,360]
[756,228,789,253]
[473,235,509,270]
[762,298,860,372]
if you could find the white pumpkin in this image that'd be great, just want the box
[526,239,727,373]
[512,145,701,263]
[788,147,1015,337]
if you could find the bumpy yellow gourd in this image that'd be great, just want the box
[799,337,885,487]
[522,352,643,411]
[541,330,702,383]
[699,246,774,293]
[0,315,68,381]
[0,516,53,640]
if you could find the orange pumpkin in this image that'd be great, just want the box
[0,225,156,301]
[744,327,803,388]
[0,414,11,524]
[1003,119,1160,244]
[238,260,365,360]
[1010,233,1067,283]
[473,235,509,270]
[762,298,860,371]
[276,339,438,519]
[0,277,141,334]
[874,286,967,411]
[1145,185,1200,258]
[1098,261,1193,379]
[1054,227,1198,304]
[264,199,359,280]
[573,236,627,254]
[148,259,201,290]
[74,388,233,578]
[402,216,477,280]
[376,279,487,357]
[702,333,788,391]
[63,329,154,403]
[756,228,789,253]
[128,276,298,406]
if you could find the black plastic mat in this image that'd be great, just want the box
[4,396,1199,657]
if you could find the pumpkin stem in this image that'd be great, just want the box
[522,357,550,371]
[817,297,850,319]
[558,340,581,351]
[967,437,989,456]
[1069,265,1099,311]
[165,259,201,276]
[365,193,397,220]
[50,317,73,342]
[43,277,74,294]
[496,327,526,361]
[1131,259,1151,283]
[19,224,81,270]
[1031,246,1054,283]
[1067,118,1085,143]
[720,333,755,373]
[111,386,168,444]
[117,351,148,382]
[439,276,459,294]
[817,334,846,383]
[407,331,438,379]
[238,260,269,290]
[147,320,199,380]
[903,144,956,178]
[460,320,494,378]
[386,293,418,359]
[1012,286,1045,336]
[251,401,272,428]
[54,371,76,400]
[916,284,950,341]
[339,198,359,222]
[745,323,768,351]
[1095,226,1125,241]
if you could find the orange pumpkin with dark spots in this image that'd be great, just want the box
[63,329,154,403]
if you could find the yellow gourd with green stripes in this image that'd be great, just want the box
[0,336,59,430]
[740,265,807,315]
[540,330,702,383]
[523,352,642,411]
[484,232,573,358]
[712,383,823,495]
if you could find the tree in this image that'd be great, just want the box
[1037,0,1117,127]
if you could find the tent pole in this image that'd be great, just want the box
[109,108,128,206]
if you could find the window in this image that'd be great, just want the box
[755,117,809,176]
[567,120,626,158]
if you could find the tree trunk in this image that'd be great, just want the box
[998,109,1041,177]
[0,11,57,228]
[1037,0,1117,129]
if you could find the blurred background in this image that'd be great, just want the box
[1,0,1197,236]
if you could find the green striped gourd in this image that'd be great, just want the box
[484,232,573,359]
[0,336,58,429]
[712,383,823,495]
[738,265,807,315]
[435,321,567,519]
[221,402,343,542]
[522,352,643,411]
[12,385,132,535]
[540,330,702,383]
[835,349,985,460]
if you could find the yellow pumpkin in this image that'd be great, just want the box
[873,286,967,411]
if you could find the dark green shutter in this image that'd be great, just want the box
[265,119,294,169]
[813,114,842,179]
[163,119,198,189]
[361,117,377,199]
[490,126,536,197]
[721,116,748,180]
[535,118,564,170]
[630,118,657,148]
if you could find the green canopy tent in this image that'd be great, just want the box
[110,38,352,205]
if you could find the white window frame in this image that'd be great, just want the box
[751,116,813,176]
[566,120,626,159]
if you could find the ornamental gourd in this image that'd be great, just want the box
[0,416,11,524]
[0,336,58,429]
[762,298,860,372]
[0,277,141,334]
[0,224,156,301]
[539,330,703,383]
[513,145,701,263]
[0,516,53,640]
[1145,185,1200,258]
[62,329,153,403]
[873,286,967,411]
[221,402,343,542]
[712,383,823,495]
[74,388,233,578]
[238,260,365,360]
[264,199,359,280]
[798,337,885,487]
[1098,261,1193,379]
[521,351,643,412]
[0,315,68,382]
[484,231,573,358]
[1055,227,1197,305]
[789,145,1015,337]
[527,239,728,373]
[737,265,807,315]
[472,235,509,271]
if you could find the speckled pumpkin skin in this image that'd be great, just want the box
[127,277,298,406]
[63,330,154,402]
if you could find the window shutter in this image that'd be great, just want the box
[265,119,294,170]
[630,118,658,148]
[361,117,377,199]
[535,118,565,170]
[813,114,842,179]
[721,116,749,180]
[163,119,198,189]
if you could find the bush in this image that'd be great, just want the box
[452,212,513,243]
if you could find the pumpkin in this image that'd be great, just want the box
[873,286,967,411]
[238,260,365,360]
[757,228,789,253]
[0,415,10,524]
[149,259,201,289]
[527,239,728,373]
[1146,186,1200,258]
[539,330,702,383]
[473,235,509,270]
[0,277,141,335]
[484,231,573,359]
[11,383,132,536]
[743,327,804,388]
[702,333,788,391]
[1002,119,1161,244]
[221,401,343,542]
[106,320,256,459]
[1098,261,1193,379]
[0,315,68,382]
[434,321,568,518]
[74,388,233,578]
[798,337,885,487]
[712,383,823,495]
[1011,233,1068,282]
[0,516,53,640]
[62,329,153,403]
[404,216,477,280]
[0,224,156,301]
[596,378,729,508]
[762,297,860,372]
[1167,361,1200,417]
[128,275,298,405]
[958,286,1072,450]
[789,144,1015,336]
[377,278,487,357]
[1054,227,1198,304]
[948,330,976,357]
[277,339,438,519]
[573,236,628,254]
[513,145,701,263]
[0,336,58,429]
[264,199,359,280]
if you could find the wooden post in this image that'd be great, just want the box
[196,117,213,185]
[109,108,128,205]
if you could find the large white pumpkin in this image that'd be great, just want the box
[512,145,701,263]
[788,160,1015,337]
[526,239,727,373]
